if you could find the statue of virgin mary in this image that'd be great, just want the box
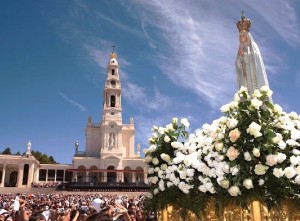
[236,14,272,102]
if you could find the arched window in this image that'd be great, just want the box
[107,166,116,183]
[110,95,116,107]
[112,69,115,75]
[124,166,132,183]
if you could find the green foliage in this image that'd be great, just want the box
[2,147,11,155]
[31,150,57,164]
[144,87,300,219]
[0,147,57,164]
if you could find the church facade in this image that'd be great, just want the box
[0,52,146,188]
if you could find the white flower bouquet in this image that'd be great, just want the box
[144,86,300,218]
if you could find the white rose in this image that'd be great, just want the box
[277,153,287,163]
[148,145,157,153]
[284,166,296,179]
[289,112,298,119]
[158,127,165,135]
[142,148,149,155]
[291,130,300,141]
[226,118,238,129]
[171,141,183,149]
[273,104,283,113]
[220,104,230,113]
[145,155,152,163]
[214,142,223,151]
[293,149,300,155]
[164,135,171,143]
[226,146,240,161]
[247,122,262,138]
[152,157,159,165]
[254,164,268,175]
[146,192,153,199]
[278,141,287,150]
[165,124,174,132]
[233,93,240,102]
[151,125,158,131]
[238,86,248,93]
[230,166,239,176]
[229,128,241,142]
[260,85,270,93]
[172,117,178,124]
[272,136,280,144]
[158,180,165,191]
[258,179,265,186]
[229,101,238,109]
[244,152,252,161]
[153,188,159,195]
[273,168,284,178]
[181,118,190,128]
[148,167,155,174]
[290,156,299,165]
[295,176,300,184]
[251,98,263,109]
[252,148,260,157]
[161,164,168,170]
[243,179,254,189]
[253,89,262,98]
[219,179,230,189]
[150,176,158,184]
[186,169,195,177]
[157,170,164,178]
[228,186,241,197]
[178,182,191,194]
[266,155,278,166]
[160,153,171,163]
[217,133,225,139]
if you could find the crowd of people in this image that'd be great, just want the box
[0,193,156,221]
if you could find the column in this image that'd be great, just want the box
[86,172,89,182]
[26,163,34,187]
[0,164,6,187]
[17,164,24,187]
[35,168,40,183]
[63,170,66,183]
[104,172,107,182]
[54,170,57,182]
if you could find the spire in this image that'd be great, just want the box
[102,49,122,124]
[110,44,117,59]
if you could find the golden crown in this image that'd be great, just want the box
[236,14,251,33]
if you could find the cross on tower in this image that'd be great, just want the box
[112,44,116,52]
[241,10,245,19]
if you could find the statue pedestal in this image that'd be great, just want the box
[158,200,300,221]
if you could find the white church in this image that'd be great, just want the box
[0,51,146,188]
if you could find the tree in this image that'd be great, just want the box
[31,150,57,164]
[2,147,11,155]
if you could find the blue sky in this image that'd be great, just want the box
[0,1,299,164]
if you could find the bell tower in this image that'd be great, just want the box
[102,51,122,124]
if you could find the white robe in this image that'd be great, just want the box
[236,32,272,102]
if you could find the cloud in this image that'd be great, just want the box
[131,1,236,108]
[244,1,300,46]
[129,0,298,109]
[140,19,157,49]
[122,83,171,111]
[58,92,87,112]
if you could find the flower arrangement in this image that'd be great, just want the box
[144,86,300,218]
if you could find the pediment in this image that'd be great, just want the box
[102,154,121,160]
